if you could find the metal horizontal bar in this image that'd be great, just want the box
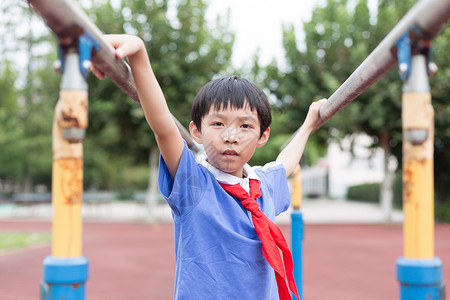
[27,0,200,152]
[27,0,450,151]
[316,0,450,128]
[27,0,139,103]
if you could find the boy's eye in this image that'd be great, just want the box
[212,122,224,127]
[241,124,253,129]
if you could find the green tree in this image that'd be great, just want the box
[264,0,424,220]
[0,1,57,192]
[431,26,450,205]
[3,0,235,199]
[0,62,22,184]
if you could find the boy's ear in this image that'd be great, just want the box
[189,121,203,144]
[256,127,270,148]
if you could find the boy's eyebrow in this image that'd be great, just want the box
[207,113,258,123]
[237,115,258,123]
[207,112,225,119]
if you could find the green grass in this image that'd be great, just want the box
[0,232,51,252]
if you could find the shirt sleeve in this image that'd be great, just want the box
[255,161,290,216]
[158,141,206,216]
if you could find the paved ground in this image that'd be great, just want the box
[0,198,405,224]
[0,219,449,300]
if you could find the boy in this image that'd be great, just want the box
[93,34,325,299]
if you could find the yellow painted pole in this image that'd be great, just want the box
[401,55,434,259]
[51,52,88,258]
[397,45,443,300]
[291,165,302,210]
[290,164,303,299]
[42,49,90,300]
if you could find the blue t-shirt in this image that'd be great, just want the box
[158,142,290,299]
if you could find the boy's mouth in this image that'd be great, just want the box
[222,149,238,157]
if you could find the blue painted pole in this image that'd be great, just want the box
[397,257,444,299]
[41,256,89,300]
[291,210,304,300]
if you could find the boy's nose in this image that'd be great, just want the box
[223,127,238,143]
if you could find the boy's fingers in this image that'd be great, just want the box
[91,65,105,80]
[103,34,127,48]
[115,47,126,59]
[310,98,326,108]
[115,38,143,59]
[311,98,327,109]
[102,34,142,59]
[103,34,128,59]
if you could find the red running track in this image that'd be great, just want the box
[0,221,449,300]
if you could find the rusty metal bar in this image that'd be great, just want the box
[27,0,201,152]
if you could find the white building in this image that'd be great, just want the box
[302,134,388,199]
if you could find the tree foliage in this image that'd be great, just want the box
[264,0,450,204]
[1,0,234,192]
[430,26,450,203]
[0,1,57,191]
[2,0,449,203]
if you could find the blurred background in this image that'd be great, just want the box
[0,0,449,222]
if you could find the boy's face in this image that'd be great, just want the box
[189,105,270,178]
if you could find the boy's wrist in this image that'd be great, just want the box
[301,122,315,135]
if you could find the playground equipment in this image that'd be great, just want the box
[27,0,449,299]
[397,40,442,299]
[287,0,449,298]
[40,39,90,298]
[26,0,201,153]
[290,166,304,299]
[27,0,200,299]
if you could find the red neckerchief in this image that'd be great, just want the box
[220,179,299,300]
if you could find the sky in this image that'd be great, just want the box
[205,0,324,67]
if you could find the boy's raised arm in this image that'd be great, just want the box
[95,35,184,178]
[276,99,326,177]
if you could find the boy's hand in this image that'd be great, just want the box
[91,34,145,80]
[276,98,327,176]
[91,64,105,80]
[303,98,327,131]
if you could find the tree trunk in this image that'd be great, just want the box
[146,146,159,222]
[379,131,396,223]
[23,166,33,192]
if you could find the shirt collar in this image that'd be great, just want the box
[200,159,261,186]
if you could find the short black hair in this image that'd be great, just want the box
[191,76,271,137]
